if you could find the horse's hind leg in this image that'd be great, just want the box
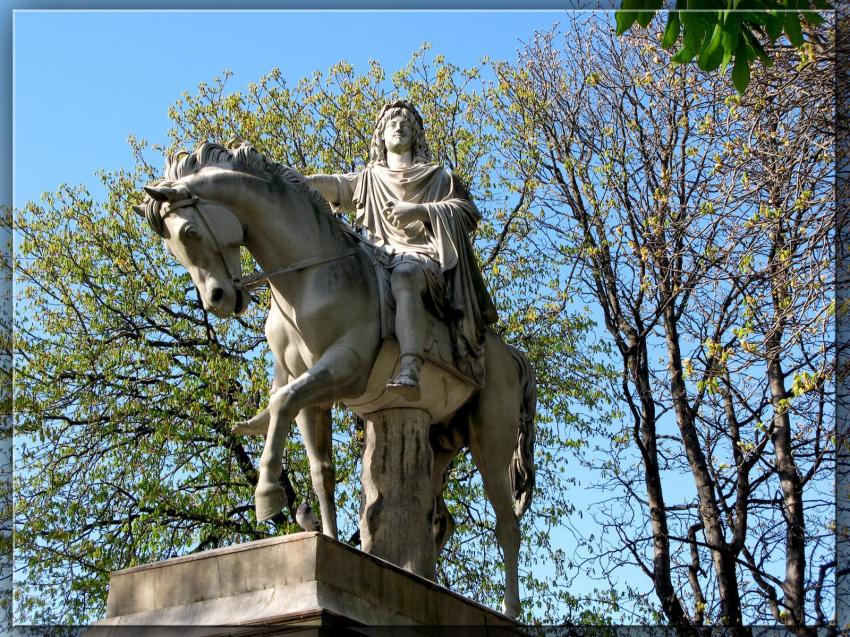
[468,419,522,618]
[296,405,338,540]
[432,447,459,554]
[431,423,464,554]
[468,341,524,618]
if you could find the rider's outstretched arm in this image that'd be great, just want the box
[304,174,342,208]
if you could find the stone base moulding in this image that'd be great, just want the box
[88,532,525,636]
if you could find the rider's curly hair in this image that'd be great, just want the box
[368,100,432,166]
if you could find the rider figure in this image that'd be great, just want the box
[306,100,497,399]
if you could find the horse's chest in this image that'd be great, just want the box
[266,279,354,373]
[267,324,319,380]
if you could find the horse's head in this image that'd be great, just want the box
[135,181,251,317]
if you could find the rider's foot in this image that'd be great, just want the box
[387,353,424,401]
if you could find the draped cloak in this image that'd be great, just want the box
[329,163,498,358]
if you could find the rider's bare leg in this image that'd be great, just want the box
[387,261,427,399]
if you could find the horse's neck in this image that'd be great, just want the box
[249,191,349,274]
[203,169,348,273]
[241,182,353,328]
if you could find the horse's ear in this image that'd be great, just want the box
[144,185,180,202]
[132,205,145,217]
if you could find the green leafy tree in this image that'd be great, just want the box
[615,1,830,92]
[12,47,611,625]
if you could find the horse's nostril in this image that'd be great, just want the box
[211,287,224,303]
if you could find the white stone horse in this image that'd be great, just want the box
[136,142,536,617]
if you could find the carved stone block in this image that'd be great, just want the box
[88,532,522,635]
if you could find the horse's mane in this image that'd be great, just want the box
[139,141,334,236]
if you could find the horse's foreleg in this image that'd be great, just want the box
[255,406,294,521]
[296,406,338,540]
[233,361,287,436]
[255,344,361,523]
[233,407,270,436]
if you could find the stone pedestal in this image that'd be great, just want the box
[360,408,436,580]
[88,532,522,636]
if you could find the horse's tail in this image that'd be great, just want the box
[507,344,537,519]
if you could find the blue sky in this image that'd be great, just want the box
[13,10,586,208]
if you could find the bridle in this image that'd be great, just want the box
[160,187,244,290]
[159,184,356,293]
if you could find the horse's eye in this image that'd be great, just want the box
[180,225,200,241]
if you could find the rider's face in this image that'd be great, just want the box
[383,113,414,155]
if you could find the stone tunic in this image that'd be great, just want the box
[329,163,497,358]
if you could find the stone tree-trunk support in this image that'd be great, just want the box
[360,408,436,580]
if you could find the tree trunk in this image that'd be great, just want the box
[663,304,743,629]
[360,408,436,580]
[766,354,810,635]
[627,344,695,635]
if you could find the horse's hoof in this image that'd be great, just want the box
[232,419,268,436]
[255,483,286,522]
[232,409,270,436]
[500,600,520,619]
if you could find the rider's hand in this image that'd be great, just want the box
[383,200,428,227]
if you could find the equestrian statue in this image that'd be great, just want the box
[135,100,536,618]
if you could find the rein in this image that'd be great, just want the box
[236,249,356,291]
[161,187,356,293]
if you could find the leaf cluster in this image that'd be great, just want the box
[616,1,829,92]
